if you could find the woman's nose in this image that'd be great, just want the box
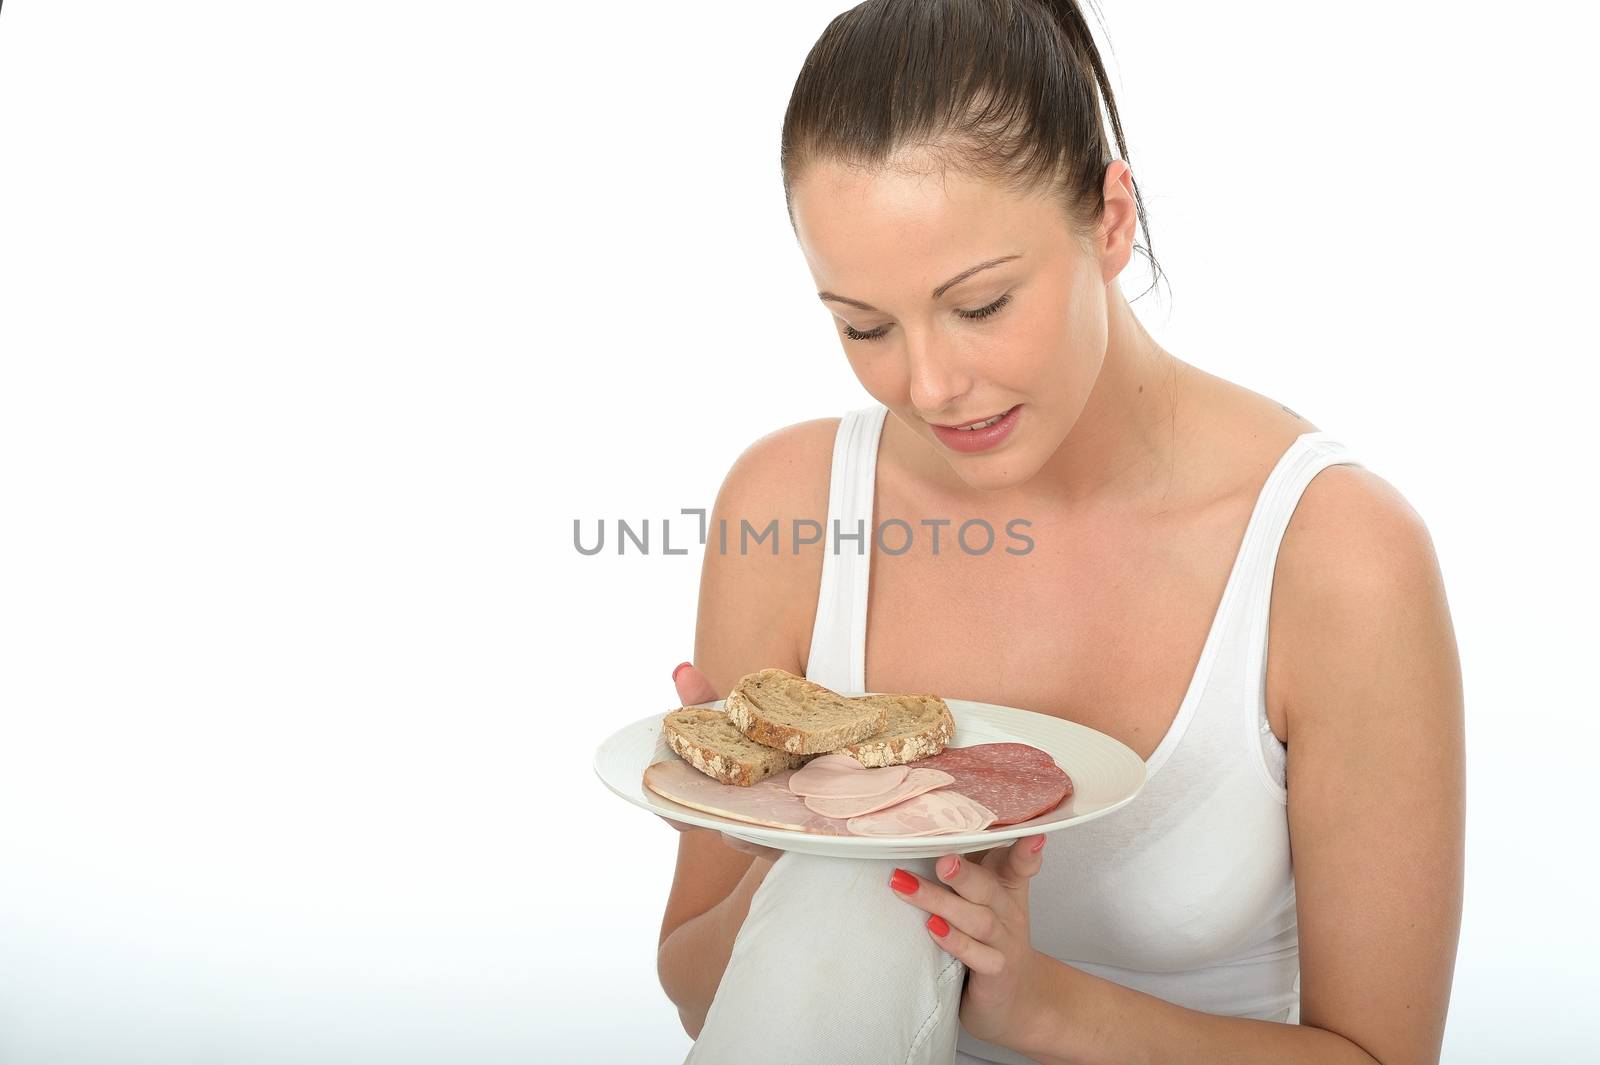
[902,330,974,414]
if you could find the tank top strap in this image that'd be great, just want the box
[1248,431,1363,780]
[1215,430,1367,798]
[804,403,889,694]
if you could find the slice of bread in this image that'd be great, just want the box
[662,707,809,786]
[724,668,888,755]
[835,693,956,767]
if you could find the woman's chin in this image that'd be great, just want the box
[943,451,1039,493]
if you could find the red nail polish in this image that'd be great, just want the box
[1030,835,1046,854]
[927,914,949,937]
[890,868,918,894]
[939,855,960,879]
[672,662,692,683]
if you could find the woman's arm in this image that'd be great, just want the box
[653,418,840,1037]
[1012,470,1466,1065]
[658,851,775,1038]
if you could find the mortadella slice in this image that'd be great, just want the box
[801,768,955,818]
[845,789,998,836]
[788,752,910,798]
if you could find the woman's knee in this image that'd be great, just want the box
[746,853,953,963]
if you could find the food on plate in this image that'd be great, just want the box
[905,742,1074,826]
[642,671,1074,839]
[800,767,958,819]
[833,692,956,767]
[667,670,955,787]
[724,668,891,754]
[641,760,853,835]
[788,752,911,798]
[845,789,998,836]
[661,707,808,787]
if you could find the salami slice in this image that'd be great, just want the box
[905,742,1073,826]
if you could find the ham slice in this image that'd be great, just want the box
[788,752,909,798]
[801,768,955,818]
[845,789,998,836]
[643,760,853,835]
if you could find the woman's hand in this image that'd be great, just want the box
[655,661,785,864]
[887,835,1054,1048]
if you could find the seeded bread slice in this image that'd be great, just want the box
[724,668,888,755]
[661,707,809,786]
[835,693,956,767]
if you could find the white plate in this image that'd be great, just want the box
[593,695,1148,860]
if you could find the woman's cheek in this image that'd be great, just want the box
[845,348,906,404]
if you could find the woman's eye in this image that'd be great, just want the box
[842,323,890,342]
[957,292,1012,321]
[840,292,1013,344]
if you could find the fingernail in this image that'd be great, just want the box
[890,868,918,894]
[1030,835,1046,854]
[927,914,949,937]
[672,662,692,683]
[938,855,960,879]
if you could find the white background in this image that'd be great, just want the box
[1,1,1596,1062]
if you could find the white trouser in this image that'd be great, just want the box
[683,851,968,1065]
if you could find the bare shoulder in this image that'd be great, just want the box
[1192,367,1448,743]
[1278,456,1439,621]
[1272,450,1451,741]
[693,417,842,692]
[1190,363,1440,603]
[711,417,840,566]
[717,416,840,514]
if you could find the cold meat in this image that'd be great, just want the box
[845,789,998,836]
[801,768,956,818]
[906,742,1073,826]
[643,760,853,835]
[788,752,910,798]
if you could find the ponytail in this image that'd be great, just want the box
[781,0,1165,300]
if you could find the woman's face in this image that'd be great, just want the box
[791,157,1117,494]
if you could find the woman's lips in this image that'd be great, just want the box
[936,409,1008,429]
[929,403,1022,453]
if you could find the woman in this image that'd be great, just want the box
[655,1,1464,1062]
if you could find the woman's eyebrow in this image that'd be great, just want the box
[817,254,1023,312]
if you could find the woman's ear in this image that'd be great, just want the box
[1096,159,1139,285]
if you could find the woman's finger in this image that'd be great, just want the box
[979,833,1048,887]
[889,867,1002,943]
[933,851,1011,909]
[672,661,720,706]
[925,911,1008,975]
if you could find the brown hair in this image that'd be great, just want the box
[780,0,1165,301]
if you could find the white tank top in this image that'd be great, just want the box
[804,404,1366,1065]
